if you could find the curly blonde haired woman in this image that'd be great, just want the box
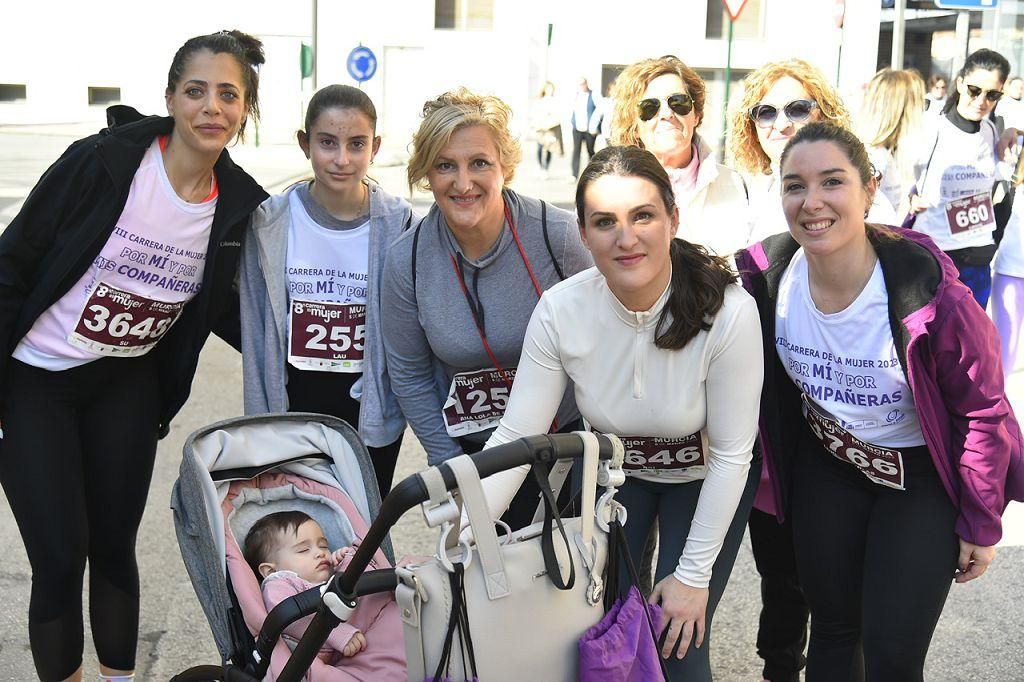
[611,55,750,255]
[380,88,592,528]
[855,68,927,215]
[730,58,897,247]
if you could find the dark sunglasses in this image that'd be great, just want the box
[964,83,1003,103]
[638,93,694,121]
[748,99,818,128]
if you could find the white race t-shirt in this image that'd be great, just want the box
[285,198,370,372]
[14,139,213,369]
[912,116,999,252]
[775,250,925,447]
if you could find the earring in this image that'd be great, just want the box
[864,210,869,219]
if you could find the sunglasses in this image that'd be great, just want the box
[748,99,818,128]
[964,83,1003,103]
[638,93,694,121]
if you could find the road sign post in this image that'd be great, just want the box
[721,0,749,136]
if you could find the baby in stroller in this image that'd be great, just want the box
[243,510,399,664]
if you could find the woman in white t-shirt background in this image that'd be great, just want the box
[855,68,927,217]
[479,145,763,680]
[907,48,1010,309]
[240,85,414,499]
[0,31,268,681]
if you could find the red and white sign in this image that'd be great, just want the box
[722,0,749,21]
[945,192,996,238]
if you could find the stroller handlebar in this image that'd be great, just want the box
[336,432,615,597]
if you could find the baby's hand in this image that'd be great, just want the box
[342,631,366,657]
[331,547,355,570]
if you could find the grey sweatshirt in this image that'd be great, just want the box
[380,189,593,464]
[240,180,415,446]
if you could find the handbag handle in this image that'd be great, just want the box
[448,455,511,600]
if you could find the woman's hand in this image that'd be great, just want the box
[955,539,996,583]
[648,574,709,659]
[908,194,930,215]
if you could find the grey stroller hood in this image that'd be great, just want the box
[170,412,393,662]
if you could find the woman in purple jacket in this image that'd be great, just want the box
[735,121,1024,681]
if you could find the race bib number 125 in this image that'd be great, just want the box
[442,367,515,438]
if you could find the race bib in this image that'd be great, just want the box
[288,300,365,373]
[803,395,905,491]
[620,433,707,474]
[67,282,183,357]
[945,192,996,239]
[442,367,515,438]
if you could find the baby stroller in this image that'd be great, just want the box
[171,412,621,681]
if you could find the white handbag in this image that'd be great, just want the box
[396,432,619,682]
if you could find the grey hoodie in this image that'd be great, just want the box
[240,180,414,446]
[380,189,592,464]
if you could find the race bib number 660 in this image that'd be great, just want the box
[68,282,184,357]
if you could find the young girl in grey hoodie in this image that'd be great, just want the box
[240,85,414,498]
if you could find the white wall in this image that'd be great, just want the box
[1,0,882,154]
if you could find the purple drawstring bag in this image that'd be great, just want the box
[579,585,664,681]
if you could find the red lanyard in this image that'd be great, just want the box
[449,203,543,389]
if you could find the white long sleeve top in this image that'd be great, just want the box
[480,267,763,588]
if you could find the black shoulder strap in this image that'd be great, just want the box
[410,216,424,292]
[540,201,566,281]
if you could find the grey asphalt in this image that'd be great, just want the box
[0,125,1021,680]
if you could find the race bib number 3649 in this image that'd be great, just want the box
[68,282,184,357]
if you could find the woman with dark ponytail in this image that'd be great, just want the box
[0,30,267,680]
[478,145,764,680]
[907,48,1011,307]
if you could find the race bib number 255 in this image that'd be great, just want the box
[288,300,366,373]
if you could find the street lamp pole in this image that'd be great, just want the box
[312,0,318,91]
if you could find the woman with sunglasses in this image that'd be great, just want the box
[906,48,1011,309]
[736,120,1024,680]
[732,59,897,249]
[380,88,592,528]
[609,56,750,256]
[479,145,763,681]
[727,58,862,682]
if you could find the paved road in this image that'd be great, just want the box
[0,125,1021,679]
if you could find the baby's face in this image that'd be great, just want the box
[265,519,332,583]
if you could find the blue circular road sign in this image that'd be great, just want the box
[347,46,377,82]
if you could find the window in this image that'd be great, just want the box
[706,0,763,40]
[0,84,27,102]
[87,87,121,106]
[435,0,494,30]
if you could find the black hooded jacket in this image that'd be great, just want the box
[0,106,267,435]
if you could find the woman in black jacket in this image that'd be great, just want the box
[0,31,267,681]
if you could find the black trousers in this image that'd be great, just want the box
[791,429,958,681]
[286,364,402,500]
[0,355,161,679]
[571,129,596,179]
[748,506,809,682]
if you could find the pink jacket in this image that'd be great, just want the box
[737,227,1024,545]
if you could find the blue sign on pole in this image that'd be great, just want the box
[934,0,998,9]
[347,46,377,82]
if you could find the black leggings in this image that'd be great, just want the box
[0,355,161,680]
[286,364,402,500]
[791,428,958,681]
